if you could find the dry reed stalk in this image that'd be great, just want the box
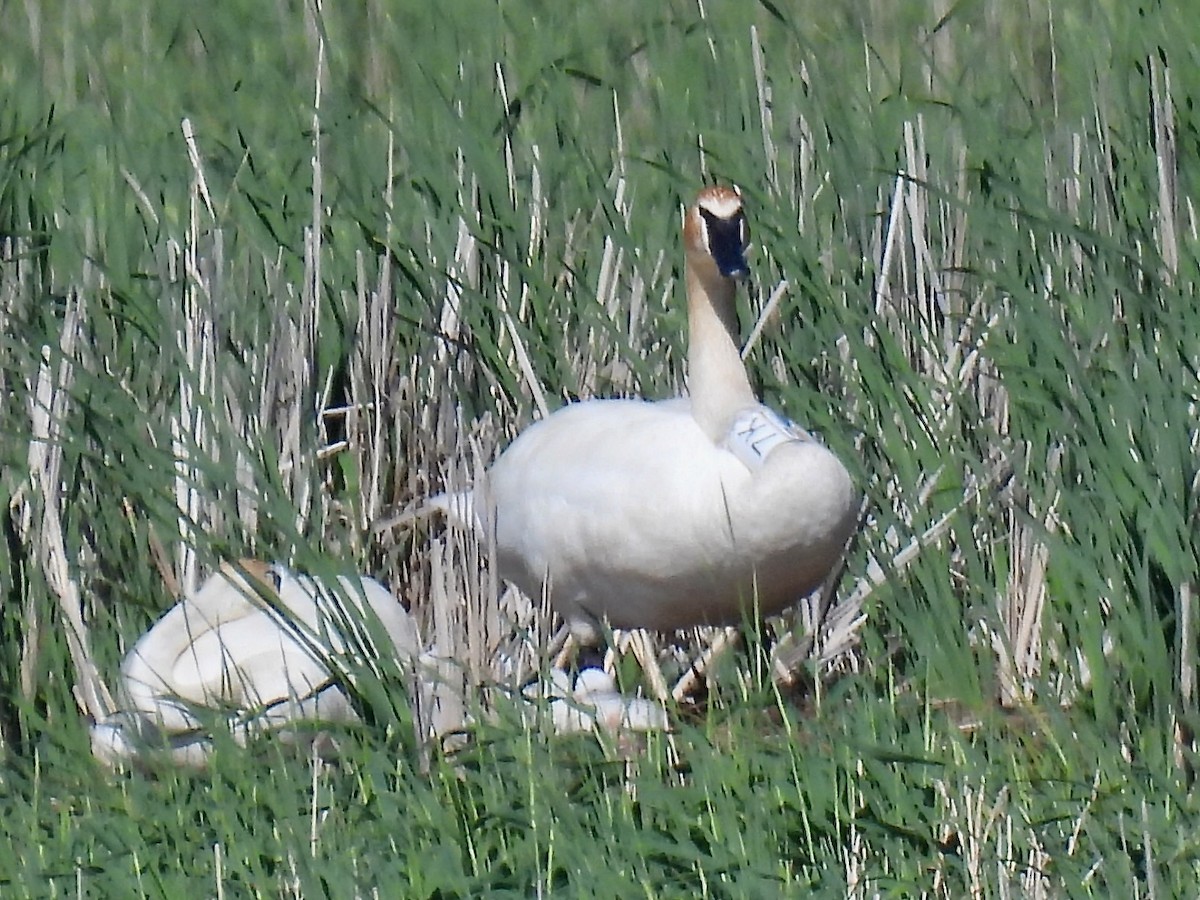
[1150,55,1178,282]
[19,290,115,722]
[750,25,779,198]
[934,776,1053,899]
[174,117,218,597]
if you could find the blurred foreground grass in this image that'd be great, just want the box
[1,0,1199,895]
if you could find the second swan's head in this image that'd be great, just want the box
[683,185,750,280]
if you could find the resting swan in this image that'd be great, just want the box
[90,561,419,765]
[463,186,857,635]
[90,561,664,766]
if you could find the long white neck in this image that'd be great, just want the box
[686,264,756,441]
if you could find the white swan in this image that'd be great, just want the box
[91,561,419,765]
[458,186,858,636]
[90,561,664,766]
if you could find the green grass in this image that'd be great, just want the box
[2,0,1199,895]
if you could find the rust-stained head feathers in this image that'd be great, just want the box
[683,186,750,279]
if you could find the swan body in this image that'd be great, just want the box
[473,186,857,635]
[489,399,853,631]
[92,561,418,765]
[90,560,663,766]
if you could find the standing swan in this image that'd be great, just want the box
[468,186,857,636]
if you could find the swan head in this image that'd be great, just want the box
[683,185,750,280]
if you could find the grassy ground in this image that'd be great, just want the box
[2,0,1199,895]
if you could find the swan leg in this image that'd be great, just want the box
[549,611,611,671]
[550,627,577,671]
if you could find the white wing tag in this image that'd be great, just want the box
[724,407,811,471]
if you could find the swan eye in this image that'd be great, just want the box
[700,209,750,278]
